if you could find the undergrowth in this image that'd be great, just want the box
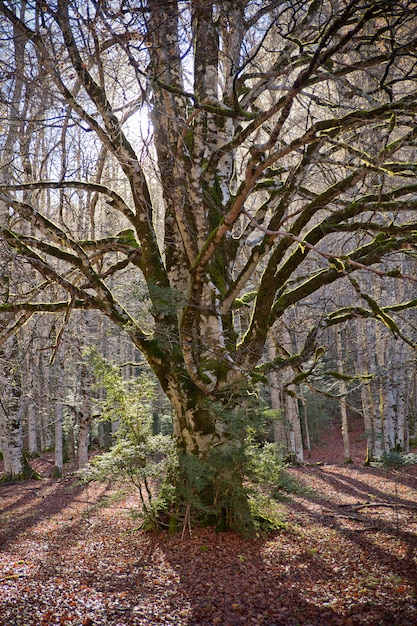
[78,348,306,536]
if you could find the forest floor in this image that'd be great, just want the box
[1,421,417,626]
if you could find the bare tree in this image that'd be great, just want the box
[0,0,417,529]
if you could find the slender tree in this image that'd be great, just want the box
[1,0,417,529]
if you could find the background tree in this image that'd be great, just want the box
[0,0,417,530]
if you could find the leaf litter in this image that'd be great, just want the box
[1,446,417,626]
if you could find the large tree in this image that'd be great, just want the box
[0,0,417,530]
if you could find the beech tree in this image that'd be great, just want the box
[1,0,417,530]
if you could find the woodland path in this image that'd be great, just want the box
[1,427,417,626]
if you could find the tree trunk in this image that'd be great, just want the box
[336,327,352,463]
[276,327,304,464]
[375,323,394,453]
[358,319,382,462]
[0,416,11,477]
[53,401,64,477]
[160,370,254,535]
[268,337,286,449]
[301,399,311,457]
[0,337,26,481]
[27,398,38,457]
[0,403,40,481]
[1,406,24,480]
[78,413,90,469]
[77,362,93,469]
[50,347,64,477]
[285,388,304,464]
[395,365,409,453]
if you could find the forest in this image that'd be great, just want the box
[0,0,417,623]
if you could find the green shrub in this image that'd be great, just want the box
[372,451,417,469]
[79,347,177,529]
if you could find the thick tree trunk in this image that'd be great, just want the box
[161,371,254,535]
[0,407,24,480]
[0,417,11,476]
[0,405,39,481]
[0,337,32,481]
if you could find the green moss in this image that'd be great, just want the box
[184,128,194,153]
[0,456,42,482]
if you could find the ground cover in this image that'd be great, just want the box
[1,432,417,625]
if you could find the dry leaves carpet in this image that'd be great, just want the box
[1,449,417,625]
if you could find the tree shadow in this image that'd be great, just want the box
[0,474,112,550]
[292,464,417,508]
[282,466,417,618]
[283,494,417,618]
[2,463,417,626]
[158,528,345,625]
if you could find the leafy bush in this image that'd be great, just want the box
[372,451,417,469]
[79,347,176,529]
[245,441,286,489]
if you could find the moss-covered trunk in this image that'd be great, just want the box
[162,372,254,535]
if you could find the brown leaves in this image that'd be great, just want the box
[1,449,417,625]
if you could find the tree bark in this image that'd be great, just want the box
[27,397,38,457]
[336,327,352,464]
[54,401,64,477]
[358,319,384,462]
[0,337,25,480]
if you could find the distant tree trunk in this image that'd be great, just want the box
[301,399,311,457]
[269,332,304,463]
[391,261,410,452]
[52,352,65,477]
[37,352,48,452]
[77,362,92,468]
[374,322,394,453]
[54,401,64,477]
[27,397,38,457]
[358,320,382,463]
[282,327,303,464]
[77,412,90,469]
[42,354,54,452]
[268,337,286,449]
[285,386,304,464]
[409,369,417,445]
[395,361,409,452]
[336,328,352,463]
